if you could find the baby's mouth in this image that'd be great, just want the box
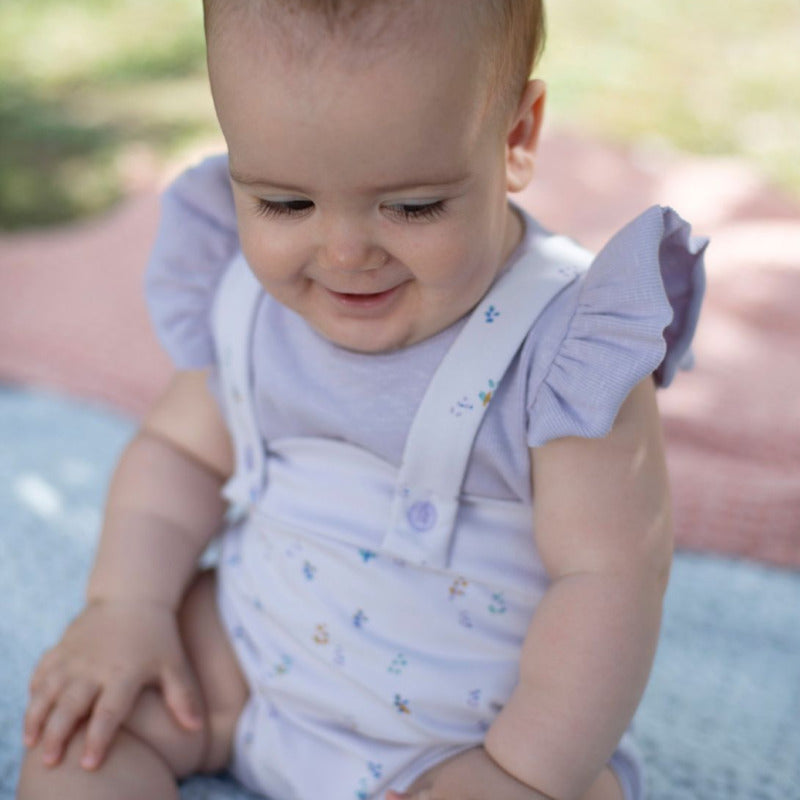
[324,284,403,310]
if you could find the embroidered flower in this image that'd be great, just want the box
[450,396,475,417]
[488,592,507,614]
[479,379,497,407]
[448,577,469,601]
[388,653,408,675]
[313,624,330,645]
[467,689,482,708]
[394,694,411,714]
[484,305,500,323]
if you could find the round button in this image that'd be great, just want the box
[407,500,437,532]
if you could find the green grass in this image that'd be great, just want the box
[539,0,800,196]
[0,0,216,230]
[1,0,798,229]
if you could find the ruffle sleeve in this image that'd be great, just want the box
[144,153,238,369]
[526,206,707,447]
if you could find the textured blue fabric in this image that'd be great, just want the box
[1,386,798,799]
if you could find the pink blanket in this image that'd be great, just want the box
[2,130,798,567]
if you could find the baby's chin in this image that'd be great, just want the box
[299,290,418,354]
[296,279,475,355]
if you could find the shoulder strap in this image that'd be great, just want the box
[382,229,592,568]
[210,252,266,512]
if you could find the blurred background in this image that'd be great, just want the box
[1,0,798,230]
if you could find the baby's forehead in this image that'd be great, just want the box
[208,0,488,64]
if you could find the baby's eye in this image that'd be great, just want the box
[255,198,314,219]
[384,200,446,223]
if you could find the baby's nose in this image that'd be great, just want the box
[318,220,385,272]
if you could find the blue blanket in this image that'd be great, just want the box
[1,386,798,799]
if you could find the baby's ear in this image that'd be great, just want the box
[505,79,546,193]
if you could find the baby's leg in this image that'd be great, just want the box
[17,570,248,800]
[389,746,624,800]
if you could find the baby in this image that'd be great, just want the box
[18,2,707,799]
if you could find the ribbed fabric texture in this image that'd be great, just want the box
[144,156,706,501]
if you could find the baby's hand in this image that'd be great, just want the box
[386,746,555,800]
[23,598,203,770]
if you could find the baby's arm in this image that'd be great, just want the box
[484,376,672,800]
[24,370,233,769]
[86,370,232,608]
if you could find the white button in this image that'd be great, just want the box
[407,501,437,532]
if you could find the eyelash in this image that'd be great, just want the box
[253,198,447,223]
[387,201,446,222]
[254,199,313,219]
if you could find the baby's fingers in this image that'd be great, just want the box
[80,680,140,770]
[161,662,204,732]
[23,668,69,749]
[36,679,99,766]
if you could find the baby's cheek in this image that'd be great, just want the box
[239,227,298,282]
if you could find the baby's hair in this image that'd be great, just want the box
[203,0,545,120]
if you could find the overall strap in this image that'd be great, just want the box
[383,229,592,568]
[211,252,266,512]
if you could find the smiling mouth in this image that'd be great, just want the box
[325,285,402,309]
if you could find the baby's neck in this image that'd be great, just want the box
[500,201,526,270]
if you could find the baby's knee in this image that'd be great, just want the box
[581,767,626,800]
[17,723,181,800]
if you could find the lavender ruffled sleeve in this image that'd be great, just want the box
[145,153,238,369]
[526,206,707,447]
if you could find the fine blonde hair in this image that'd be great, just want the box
[204,0,545,118]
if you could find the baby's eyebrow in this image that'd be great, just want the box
[228,165,471,195]
[368,174,472,194]
[228,167,300,190]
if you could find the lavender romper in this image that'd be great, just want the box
[146,155,706,800]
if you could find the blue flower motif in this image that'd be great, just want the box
[488,592,507,614]
[450,396,474,417]
[484,305,500,323]
[388,653,408,675]
[394,694,411,714]
[467,689,482,708]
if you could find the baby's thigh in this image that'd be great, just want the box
[402,749,624,800]
[125,569,249,776]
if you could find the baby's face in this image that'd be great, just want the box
[209,6,536,353]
